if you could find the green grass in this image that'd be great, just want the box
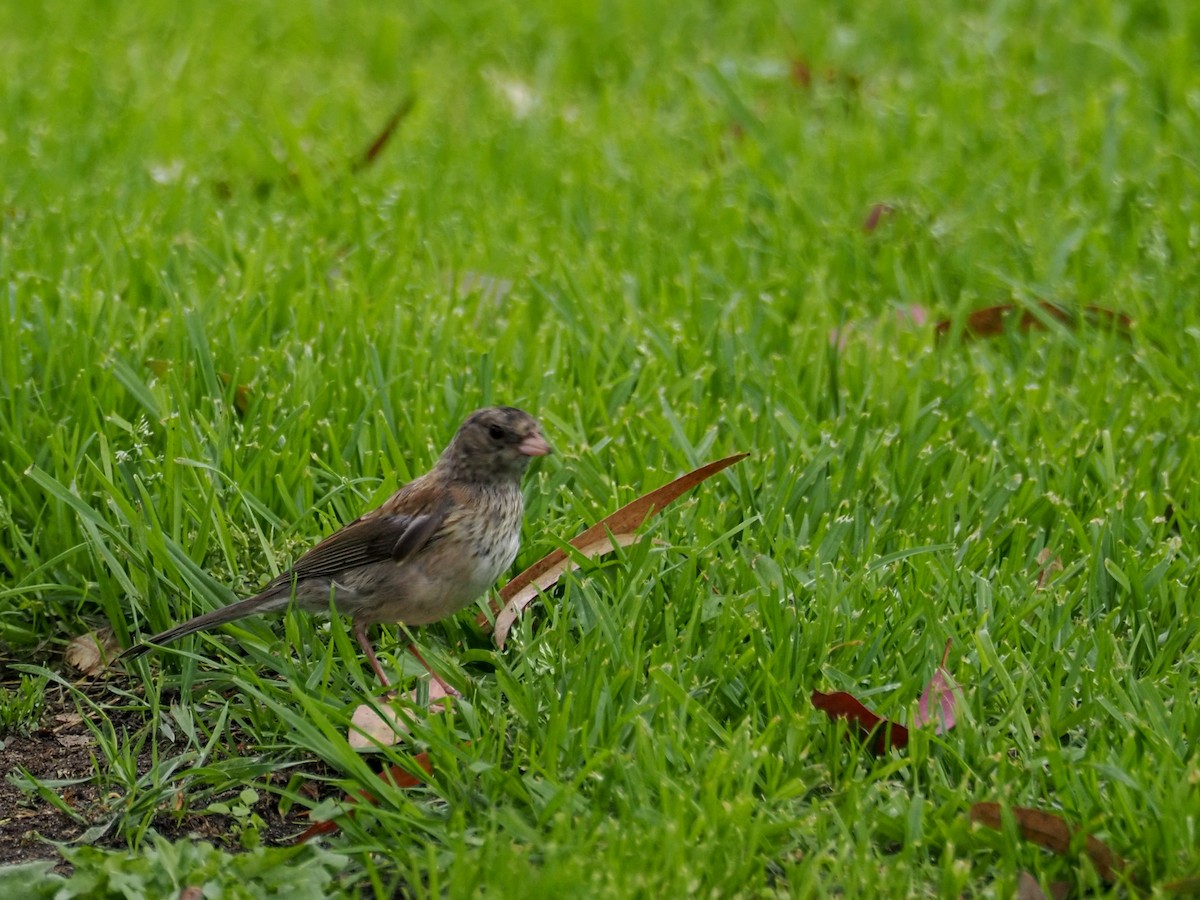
[1,0,1198,895]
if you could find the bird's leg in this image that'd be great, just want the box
[352,621,391,687]
[406,643,461,698]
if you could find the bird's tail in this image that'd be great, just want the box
[121,591,288,661]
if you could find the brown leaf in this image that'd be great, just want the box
[863,202,896,233]
[1016,872,1069,900]
[1164,874,1200,894]
[294,752,433,843]
[1035,547,1064,589]
[970,802,1128,883]
[353,96,416,172]
[811,689,909,754]
[65,627,120,675]
[347,681,455,750]
[789,58,860,92]
[1017,871,1047,900]
[479,453,749,647]
[492,532,642,649]
[144,359,252,416]
[934,302,1132,341]
[790,59,813,88]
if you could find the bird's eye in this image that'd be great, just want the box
[488,424,505,441]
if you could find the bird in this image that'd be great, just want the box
[122,406,551,691]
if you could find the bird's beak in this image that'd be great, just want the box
[518,432,552,457]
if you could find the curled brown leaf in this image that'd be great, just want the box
[811,689,909,754]
[970,802,1127,884]
[934,302,1132,341]
[294,752,433,843]
[480,453,749,647]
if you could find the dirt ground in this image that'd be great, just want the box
[0,677,320,871]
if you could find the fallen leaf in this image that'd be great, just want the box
[492,532,641,650]
[1016,872,1047,900]
[1016,872,1068,900]
[144,359,252,416]
[970,802,1128,884]
[353,96,416,172]
[347,681,455,750]
[789,58,860,91]
[863,203,896,233]
[811,689,909,754]
[934,303,1132,341]
[294,753,433,843]
[480,453,749,648]
[790,59,813,88]
[1035,547,1064,589]
[1165,874,1200,894]
[65,627,121,675]
[914,639,961,734]
[52,711,84,730]
[56,734,94,749]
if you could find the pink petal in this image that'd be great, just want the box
[915,639,961,734]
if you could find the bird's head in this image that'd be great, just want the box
[440,406,551,482]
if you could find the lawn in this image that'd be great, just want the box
[1,0,1198,896]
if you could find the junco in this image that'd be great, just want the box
[123,406,551,690]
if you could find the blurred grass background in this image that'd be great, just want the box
[1,0,1198,895]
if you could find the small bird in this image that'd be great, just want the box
[123,406,551,690]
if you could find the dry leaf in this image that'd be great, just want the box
[1035,547,1064,589]
[56,734,94,749]
[1017,871,1047,900]
[480,452,749,648]
[934,303,1132,341]
[353,96,415,172]
[1165,874,1200,894]
[790,58,814,88]
[144,359,252,415]
[811,689,910,754]
[52,711,84,730]
[970,802,1127,884]
[789,57,861,91]
[863,202,896,233]
[294,752,432,843]
[492,532,641,649]
[65,627,121,675]
[347,681,455,751]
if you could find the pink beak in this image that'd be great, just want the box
[518,432,552,457]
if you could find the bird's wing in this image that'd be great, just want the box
[266,494,451,588]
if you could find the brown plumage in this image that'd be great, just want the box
[123,406,551,688]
